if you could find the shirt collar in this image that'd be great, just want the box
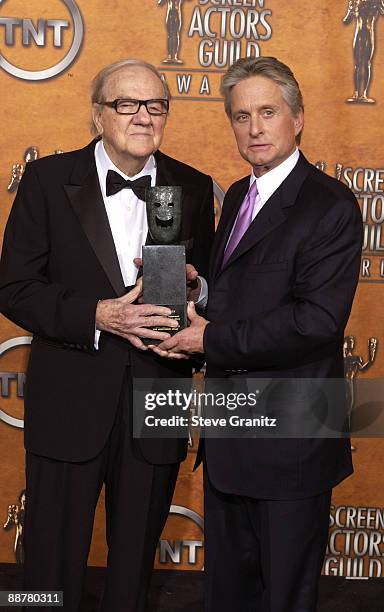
[95,139,157,199]
[250,148,300,204]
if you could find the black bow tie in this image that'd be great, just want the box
[106,169,151,199]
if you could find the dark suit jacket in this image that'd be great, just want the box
[203,153,363,500]
[0,139,214,463]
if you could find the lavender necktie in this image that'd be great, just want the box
[222,179,258,267]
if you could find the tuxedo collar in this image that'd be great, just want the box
[154,149,180,186]
[211,152,311,279]
[64,138,126,296]
[64,140,185,296]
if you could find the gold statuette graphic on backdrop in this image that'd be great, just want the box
[343,336,378,450]
[314,162,342,181]
[343,0,384,103]
[7,146,38,193]
[315,160,327,172]
[3,490,26,564]
[158,0,190,64]
[7,148,64,193]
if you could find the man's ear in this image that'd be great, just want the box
[92,104,103,135]
[294,108,304,138]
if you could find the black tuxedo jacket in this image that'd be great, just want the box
[203,153,363,500]
[0,139,214,463]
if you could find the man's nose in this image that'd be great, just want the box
[249,115,263,136]
[133,104,152,124]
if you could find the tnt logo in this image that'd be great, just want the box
[0,17,69,47]
[0,336,31,429]
[157,505,204,569]
[0,0,84,81]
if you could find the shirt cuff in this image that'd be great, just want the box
[94,328,101,350]
[195,276,208,309]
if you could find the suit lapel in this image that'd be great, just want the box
[211,178,248,279]
[64,140,126,297]
[155,150,175,187]
[214,152,311,278]
[220,189,286,274]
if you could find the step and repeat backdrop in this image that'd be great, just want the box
[1,0,384,577]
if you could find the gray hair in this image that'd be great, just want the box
[221,56,304,119]
[91,59,171,104]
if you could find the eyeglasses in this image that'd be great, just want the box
[98,98,169,116]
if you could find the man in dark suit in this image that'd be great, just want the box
[0,59,214,611]
[153,57,363,611]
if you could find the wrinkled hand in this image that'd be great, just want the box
[185,264,202,303]
[96,278,178,351]
[150,301,209,359]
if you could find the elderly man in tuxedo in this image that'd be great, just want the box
[153,56,363,611]
[0,59,214,611]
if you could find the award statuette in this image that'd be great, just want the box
[143,186,186,343]
[158,0,185,64]
[343,0,384,104]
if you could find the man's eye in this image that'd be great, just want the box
[263,110,274,117]
[118,101,137,110]
[235,114,249,123]
[147,101,168,114]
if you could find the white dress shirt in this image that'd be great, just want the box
[225,149,300,252]
[95,139,155,287]
[94,140,207,347]
[250,148,300,218]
